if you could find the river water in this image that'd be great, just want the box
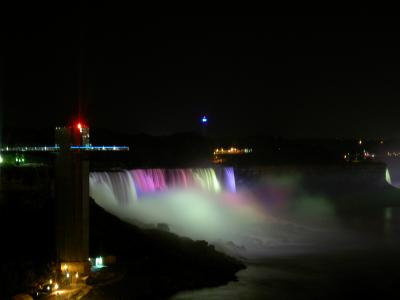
[171,205,400,300]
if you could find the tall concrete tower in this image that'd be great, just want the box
[55,124,90,273]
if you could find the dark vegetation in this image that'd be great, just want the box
[0,166,55,298]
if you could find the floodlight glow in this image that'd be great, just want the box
[201,115,208,123]
[95,256,103,267]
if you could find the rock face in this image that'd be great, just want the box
[87,199,246,299]
[156,223,170,232]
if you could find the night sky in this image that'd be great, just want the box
[4,12,400,138]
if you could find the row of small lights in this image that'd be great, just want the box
[0,145,129,152]
[213,147,253,155]
[344,150,376,160]
[387,152,400,157]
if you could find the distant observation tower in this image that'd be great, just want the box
[55,122,90,274]
[0,120,129,275]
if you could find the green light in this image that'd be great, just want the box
[0,154,3,164]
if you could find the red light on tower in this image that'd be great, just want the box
[76,122,83,133]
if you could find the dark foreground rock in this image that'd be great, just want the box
[86,200,245,299]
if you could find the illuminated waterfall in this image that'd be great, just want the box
[223,167,236,193]
[192,168,221,192]
[89,167,235,205]
[386,168,393,186]
[130,169,168,195]
[90,171,137,205]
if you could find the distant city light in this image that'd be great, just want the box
[213,147,253,163]
[201,115,208,124]
[213,147,253,155]
[387,152,400,157]
[358,139,363,145]
[0,154,3,164]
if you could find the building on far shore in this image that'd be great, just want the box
[212,147,252,164]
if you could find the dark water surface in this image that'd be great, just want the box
[171,204,400,300]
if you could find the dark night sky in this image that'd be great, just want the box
[4,12,400,138]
